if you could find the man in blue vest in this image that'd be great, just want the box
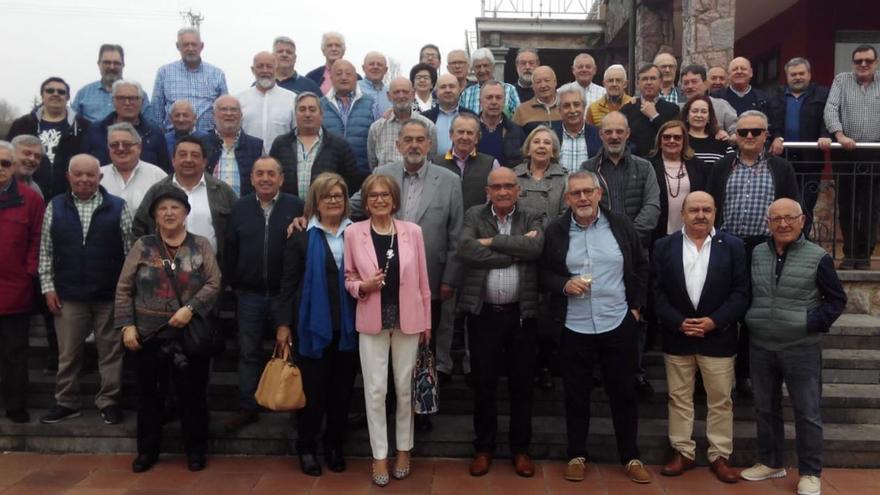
[740,198,846,495]
[38,153,133,425]
[320,59,376,173]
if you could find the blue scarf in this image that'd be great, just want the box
[297,227,357,358]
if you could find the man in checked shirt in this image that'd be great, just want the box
[706,110,800,398]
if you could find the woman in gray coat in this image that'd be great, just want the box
[512,125,568,226]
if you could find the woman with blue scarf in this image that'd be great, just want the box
[276,173,357,477]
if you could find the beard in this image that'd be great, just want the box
[519,74,533,87]
[256,77,275,90]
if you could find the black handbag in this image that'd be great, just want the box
[161,257,224,358]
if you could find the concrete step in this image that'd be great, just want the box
[2,410,879,468]
[824,314,880,349]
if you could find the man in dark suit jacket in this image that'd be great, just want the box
[652,191,749,483]
[203,127,263,198]
[269,92,366,198]
[766,58,830,236]
[619,65,679,158]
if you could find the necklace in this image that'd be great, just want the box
[159,234,184,271]
[371,223,396,283]
[663,160,687,199]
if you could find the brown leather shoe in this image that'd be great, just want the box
[661,452,695,476]
[512,454,535,478]
[469,453,492,476]
[710,457,738,483]
[625,459,653,484]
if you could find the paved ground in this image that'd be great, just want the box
[0,453,878,494]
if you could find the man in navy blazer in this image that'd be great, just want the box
[553,87,601,172]
[651,191,749,483]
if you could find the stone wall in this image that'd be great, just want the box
[634,1,675,64]
[681,0,736,68]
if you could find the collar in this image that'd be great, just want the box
[178,59,203,72]
[491,204,516,222]
[563,123,586,139]
[295,126,324,139]
[480,114,504,132]
[531,95,559,108]
[172,173,207,192]
[572,208,601,229]
[769,234,806,255]
[0,177,15,194]
[446,148,477,161]
[403,162,429,179]
[681,226,716,243]
[256,192,280,205]
[438,105,459,115]
[730,85,752,97]
[326,85,362,102]
[71,189,101,203]
[734,151,767,168]
[112,160,142,176]
[308,215,352,236]
[364,79,384,91]
[215,128,242,147]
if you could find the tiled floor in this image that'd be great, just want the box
[0,453,878,494]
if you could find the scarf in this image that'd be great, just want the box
[297,227,356,358]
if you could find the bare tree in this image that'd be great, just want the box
[386,57,401,83]
[0,99,20,138]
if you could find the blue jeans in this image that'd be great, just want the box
[237,291,276,410]
[750,343,823,476]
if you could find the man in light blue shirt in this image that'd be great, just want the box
[358,52,392,118]
[73,44,153,124]
[152,27,228,134]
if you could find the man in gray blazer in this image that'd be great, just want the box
[351,119,464,430]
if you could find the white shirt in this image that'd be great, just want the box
[100,160,168,211]
[681,227,714,309]
[172,174,217,253]
[558,81,607,109]
[238,85,297,153]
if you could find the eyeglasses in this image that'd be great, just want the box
[853,58,876,66]
[100,61,123,67]
[767,214,803,226]
[113,95,140,103]
[321,193,345,203]
[367,191,392,200]
[0,159,13,168]
[567,187,597,198]
[216,106,241,114]
[414,75,432,81]
[661,134,684,142]
[109,141,137,151]
[736,128,766,138]
[43,88,68,96]
[487,182,518,191]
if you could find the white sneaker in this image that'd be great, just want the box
[797,475,821,495]
[740,463,787,481]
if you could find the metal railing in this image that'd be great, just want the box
[781,142,880,264]
[480,0,600,19]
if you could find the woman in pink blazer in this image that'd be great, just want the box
[343,174,431,487]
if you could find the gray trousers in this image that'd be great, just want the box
[54,300,123,410]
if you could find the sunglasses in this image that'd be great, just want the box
[109,141,137,151]
[43,88,68,96]
[0,159,13,168]
[736,128,766,138]
[853,58,876,66]
[661,134,683,142]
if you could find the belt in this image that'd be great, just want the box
[486,302,518,313]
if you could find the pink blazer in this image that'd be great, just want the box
[343,219,432,335]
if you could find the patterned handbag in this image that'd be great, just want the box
[412,341,439,415]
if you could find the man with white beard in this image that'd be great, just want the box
[238,51,297,153]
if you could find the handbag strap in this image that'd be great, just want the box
[161,258,186,309]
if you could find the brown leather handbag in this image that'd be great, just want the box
[254,343,306,411]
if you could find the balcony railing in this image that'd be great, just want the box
[480,0,600,19]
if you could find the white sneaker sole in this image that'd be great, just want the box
[797,484,821,495]
[741,468,787,481]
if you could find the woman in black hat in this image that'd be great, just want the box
[115,184,222,473]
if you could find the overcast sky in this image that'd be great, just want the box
[0,0,483,114]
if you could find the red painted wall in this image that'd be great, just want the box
[734,0,878,86]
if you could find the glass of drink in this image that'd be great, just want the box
[577,259,593,299]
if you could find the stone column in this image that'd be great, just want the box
[681,0,736,69]
[634,1,675,65]
[490,47,509,82]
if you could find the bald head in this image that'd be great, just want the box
[436,73,461,109]
[330,59,358,93]
[362,51,388,84]
[682,191,715,210]
[487,166,517,186]
[767,198,805,247]
[599,111,630,157]
[728,57,753,91]
[387,76,414,113]
[601,111,629,130]
[682,191,716,238]
[533,66,558,103]
[252,51,276,89]
[67,154,102,200]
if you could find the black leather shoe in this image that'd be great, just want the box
[325,448,346,472]
[415,414,433,432]
[536,367,554,390]
[132,453,158,473]
[299,452,322,476]
[186,452,206,472]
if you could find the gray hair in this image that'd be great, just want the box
[321,31,345,50]
[170,99,195,114]
[470,48,495,68]
[568,170,601,188]
[784,57,811,72]
[212,94,241,112]
[447,49,469,63]
[766,199,803,216]
[273,36,296,50]
[107,122,142,145]
[68,153,100,172]
[177,27,200,40]
[558,86,586,104]
[398,118,431,138]
[11,135,44,152]
[111,79,143,98]
[604,64,627,81]
[737,110,769,127]
[450,113,481,136]
[516,48,540,61]
[0,140,14,155]
[295,91,322,108]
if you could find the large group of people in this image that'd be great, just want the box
[2,26,877,495]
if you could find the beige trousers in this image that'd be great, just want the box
[359,328,421,460]
[664,353,735,462]
[54,300,122,410]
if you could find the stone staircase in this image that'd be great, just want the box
[2,272,880,467]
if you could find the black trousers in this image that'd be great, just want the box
[467,304,536,455]
[0,313,30,412]
[561,312,640,463]
[136,339,210,456]
[734,234,767,382]
[295,334,358,454]
[834,149,880,260]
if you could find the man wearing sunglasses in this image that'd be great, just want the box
[823,44,880,270]
[0,141,46,425]
[82,80,171,173]
[706,110,800,398]
[7,77,90,198]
